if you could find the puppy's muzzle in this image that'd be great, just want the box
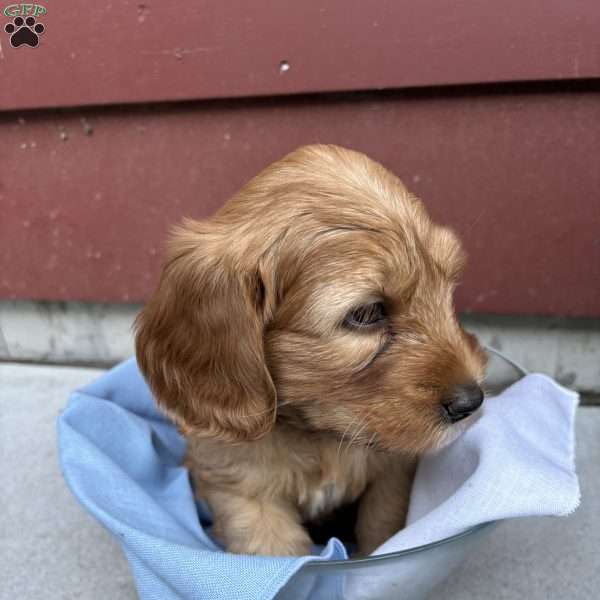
[442,382,484,423]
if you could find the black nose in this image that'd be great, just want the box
[442,382,484,422]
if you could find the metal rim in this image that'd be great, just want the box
[302,522,495,570]
[483,344,529,377]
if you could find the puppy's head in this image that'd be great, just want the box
[135,145,487,453]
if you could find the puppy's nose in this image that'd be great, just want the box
[442,382,484,422]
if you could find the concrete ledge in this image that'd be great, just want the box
[0,301,135,366]
[461,314,600,396]
[1,300,599,394]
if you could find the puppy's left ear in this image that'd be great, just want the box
[134,220,277,442]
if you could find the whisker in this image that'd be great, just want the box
[366,431,378,449]
[336,416,360,461]
[344,418,369,458]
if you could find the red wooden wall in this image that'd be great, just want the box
[1,1,599,316]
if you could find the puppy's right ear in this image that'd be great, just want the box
[134,219,276,442]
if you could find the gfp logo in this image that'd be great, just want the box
[3,4,46,48]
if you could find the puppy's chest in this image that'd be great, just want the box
[296,449,369,521]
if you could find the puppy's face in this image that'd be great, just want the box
[135,145,487,454]
[265,224,486,454]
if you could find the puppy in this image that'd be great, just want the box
[135,145,487,556]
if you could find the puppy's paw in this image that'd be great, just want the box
[208,491,314,556]
[228,529,313,556]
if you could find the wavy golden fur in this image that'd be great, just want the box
[135,145,487,556]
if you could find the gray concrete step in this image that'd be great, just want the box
[1,363,137,600]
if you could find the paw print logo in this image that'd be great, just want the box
[4,15,45,48]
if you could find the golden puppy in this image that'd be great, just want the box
[135,145,487,556]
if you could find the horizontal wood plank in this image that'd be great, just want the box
[1,87,599,316]
[1,0,600,111]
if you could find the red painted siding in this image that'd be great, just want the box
[1,87,599,316]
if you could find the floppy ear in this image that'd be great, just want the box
[134,221,276,442]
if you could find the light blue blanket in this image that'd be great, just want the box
[58,358,579,600]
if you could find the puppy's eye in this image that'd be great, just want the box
[344,302,387,329]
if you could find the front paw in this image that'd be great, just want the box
[207,492,315,556]
[227,529,313,556]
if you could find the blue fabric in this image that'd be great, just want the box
[58,358,347,600]
[58,358,579,600]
